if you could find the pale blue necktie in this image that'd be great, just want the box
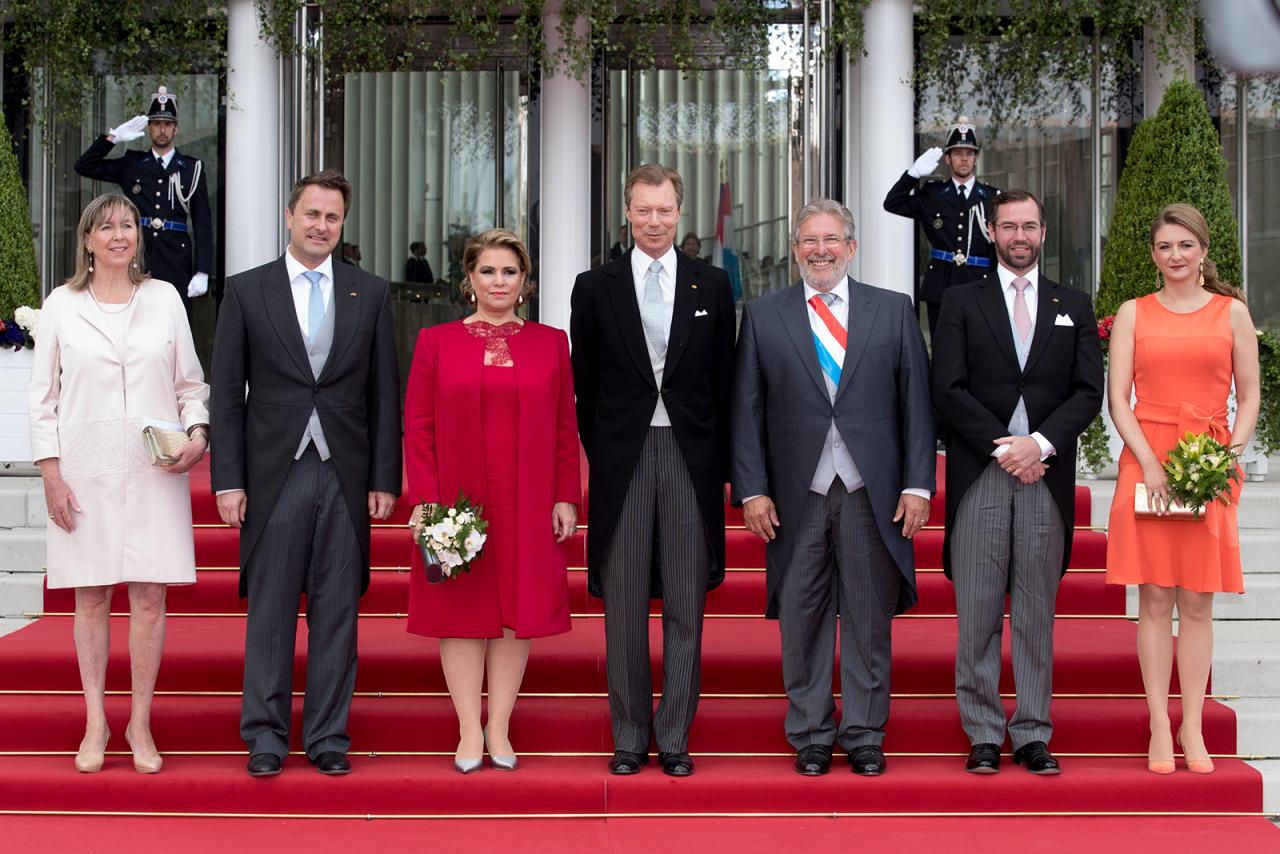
[303,270,324,344]
[640,259,667,356]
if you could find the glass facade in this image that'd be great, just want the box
[1245,80,1280,330]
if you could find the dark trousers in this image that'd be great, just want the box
[778,483,901,752]
[240,446,362,759]
[600,427,711,754]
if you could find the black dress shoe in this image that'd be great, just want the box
[1012,741,1061,775]
[658,751,694,777]
[310,751,351,775]
[848,745,887,776]
[794,744,833,776]
[965,743,1002,774]
[246,753,283,777]
[608,750,649,775]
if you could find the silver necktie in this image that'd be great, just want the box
[640,259,667,356]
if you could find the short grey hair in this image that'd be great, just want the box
[792,198,856,245]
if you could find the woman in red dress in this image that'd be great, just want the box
[404,229,580,773]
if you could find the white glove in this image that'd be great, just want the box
[187,273,209,298]
[907,146,944,179]
[108,115,149,143]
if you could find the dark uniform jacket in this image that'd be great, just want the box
[75,136,212,296]
[883,172,998,304]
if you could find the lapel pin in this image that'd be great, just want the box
[691,283,698,289]
[1052,297,1059,303]
[350,291,358,297]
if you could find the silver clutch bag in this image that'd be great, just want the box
[142,425,188,465]
[1133,483,1199,520]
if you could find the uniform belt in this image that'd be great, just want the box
[146,217,188,233]
[930,248,990,267]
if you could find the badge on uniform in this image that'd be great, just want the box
[933,217,943,229]
[132,184,141,194]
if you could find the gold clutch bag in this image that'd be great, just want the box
[1133,483,1199,520]
[142,425,188,465]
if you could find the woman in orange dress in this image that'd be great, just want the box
[403,229,580,773]
[1105,204,1260,776]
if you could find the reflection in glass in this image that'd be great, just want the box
[1246,80,1280,329]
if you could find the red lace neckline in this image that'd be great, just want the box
[465,319,522,366]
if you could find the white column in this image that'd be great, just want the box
[1143,9,1195,115]
[225,0,282,275]
[538,3,591,332]
[849,0,914,297]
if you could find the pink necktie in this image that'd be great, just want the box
[1012,277,1032,342]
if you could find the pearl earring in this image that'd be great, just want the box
[517,293,525,306]
[87,252,94,274]
[469,291,477,305]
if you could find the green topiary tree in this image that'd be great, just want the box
[0,119,40,319]
[1096,78,1241,319]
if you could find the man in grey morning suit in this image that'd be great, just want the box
[570,164,736,778]
[731,199,935,777]
[931,189,1103,776]
[210,170,402,777]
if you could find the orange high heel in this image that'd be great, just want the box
[1147,730,1175,775]
[1177,727,1215,775]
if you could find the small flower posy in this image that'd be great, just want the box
[1163,431,1241,518]
[410,492,488,582]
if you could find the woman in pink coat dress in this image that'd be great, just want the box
[29,194,210,774]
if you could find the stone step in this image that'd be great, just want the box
[1245,759,1280,814]
[0,530,47,574]
[0,571,41,619]
[1223,698,1280,757]
[1125,575,1280,620]
[1206,621,1280,699]
[0,617,34,639]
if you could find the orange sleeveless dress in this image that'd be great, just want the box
[1105,293,1244,593]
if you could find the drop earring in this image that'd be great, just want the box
[1198,259,1205,287]
[87,252,94,274]
[517,293,525,306]
[469,291,477,305]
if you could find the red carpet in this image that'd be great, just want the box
[0,455,1265,834]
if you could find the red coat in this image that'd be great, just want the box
[403,320,581,637]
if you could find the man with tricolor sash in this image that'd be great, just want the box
[730,198,936,778]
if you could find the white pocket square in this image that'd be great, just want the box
[695,309,709,317]
[1054,313,1074,326]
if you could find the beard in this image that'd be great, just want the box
[799,255,851,291]
[996,239,1041,271]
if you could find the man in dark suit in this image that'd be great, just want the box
[403,241,434,283]
[570,164,736,778]
[931,189,1103,776]
[75,85,213,313]
[883,117,998,339]
[210,170,402,778]
[731,199,936,777]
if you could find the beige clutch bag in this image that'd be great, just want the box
[1133,483,1199,520]
[142,424,188,465]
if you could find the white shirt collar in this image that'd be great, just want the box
[284,247,335,286]
[152,148,175,168]
[953,176,976,195]
[803,275,850,305]
[996,263,1039,291]
[630,244,678,281]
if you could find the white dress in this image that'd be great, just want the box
[28,280,209,589]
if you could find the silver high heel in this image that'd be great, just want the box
[453,755,483,774]
[484,728,518,771]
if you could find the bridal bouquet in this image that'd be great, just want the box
[1161,431,1241,518]
[411,492,488,583]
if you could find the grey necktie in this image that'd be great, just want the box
[640,259,667,356]
[303,270,324,344]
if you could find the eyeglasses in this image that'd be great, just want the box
[996,223,1042,236]
[797,236,850,249]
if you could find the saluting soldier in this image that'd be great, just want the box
[884,117,998,339]
[75,85,212,314]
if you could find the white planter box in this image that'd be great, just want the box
[0,348,33,464]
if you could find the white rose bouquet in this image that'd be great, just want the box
[411,492,488,583]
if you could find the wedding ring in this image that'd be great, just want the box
[47,513,55,520]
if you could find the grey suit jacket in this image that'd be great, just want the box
[209,255,403,597]
[730,278,936,617]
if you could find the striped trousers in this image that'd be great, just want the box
[952,459,1063,749]
[600,427,711,754]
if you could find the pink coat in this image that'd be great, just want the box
[29,280,209,588]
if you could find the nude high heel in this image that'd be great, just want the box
[1177,727,1215,775]
[74,728,110,773]
[125,730,163,774]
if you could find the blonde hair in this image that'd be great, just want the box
[460,228,536,300]
[65,194,149,290]
[1149,203,1243,302]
